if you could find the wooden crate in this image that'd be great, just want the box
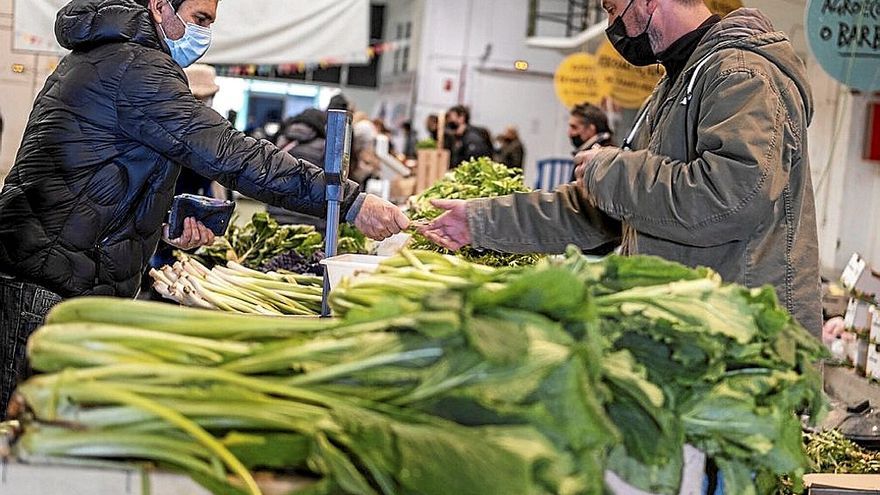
[415,149,450,194]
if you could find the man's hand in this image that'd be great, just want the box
[418,199,471,251]
[164,217,215,250]
[573,148,602,189]
[354,194,410,241]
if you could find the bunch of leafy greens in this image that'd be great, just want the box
[14,248,827,495]
[19,253,617,495]
[332,248,829,495]
[189,212,366,269]
[408,156,541,267]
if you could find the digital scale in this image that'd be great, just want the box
[320,109,352,317]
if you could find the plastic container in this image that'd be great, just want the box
[320,254,389,290]
[373,233,412,256]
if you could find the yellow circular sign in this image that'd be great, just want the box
[554,53,610,108]
[596,42,665,109]
[706,0,742,16]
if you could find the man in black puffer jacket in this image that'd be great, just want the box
[0,0,408,414]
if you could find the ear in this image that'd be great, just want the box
[148,0,165,24]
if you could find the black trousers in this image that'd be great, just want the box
[0,274,61,417]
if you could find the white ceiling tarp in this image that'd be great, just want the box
[14,0,370,65]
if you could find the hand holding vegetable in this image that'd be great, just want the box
[354,194,410,241]
[418,199,471,251]
[164,217,215,250]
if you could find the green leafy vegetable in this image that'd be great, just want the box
[11,247,828,495]
[190,212,366,269]
[408,156,541,267]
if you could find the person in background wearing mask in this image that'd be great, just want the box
[494,126,525,169]
[445,105,493,168]
[568,103,614,155]
[420,0,821,343]
[568,103,614,181]
[0,0,408,415]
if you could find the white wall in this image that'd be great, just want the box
[413,0,572,185]
[810,82,880,276]
[0,0,59,184]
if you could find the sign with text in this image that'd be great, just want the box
[706,0,743,17]
[806,0,880,91]
[596,42,665,109]
[554,53,610,108]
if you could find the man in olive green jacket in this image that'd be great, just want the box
[421,2,821,336]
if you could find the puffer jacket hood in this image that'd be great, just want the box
[56,0,164,52]
[692,8,813,123]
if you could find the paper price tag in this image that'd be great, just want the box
[841,253,867,291]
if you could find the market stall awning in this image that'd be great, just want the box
[14,0,370,65]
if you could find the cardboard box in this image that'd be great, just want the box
[845,298,875,332]
[805,473,880,494]
[867,340,880,380]
[848,337,870,375]
[874,307,880,342]
[842,253,880,303]
[870,309,880,379]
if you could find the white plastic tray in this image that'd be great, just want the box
[320,254,389,290]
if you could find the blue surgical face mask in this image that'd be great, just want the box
[160,1,212,68]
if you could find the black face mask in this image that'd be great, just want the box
[446,121,459,131]
[605,0,656,67]
[570,135,586,149]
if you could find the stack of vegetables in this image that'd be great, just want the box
[191,212,367,273]
[7,249,826,495]
[149,255,323,315]
[155,212,368,314]
[778,430,880,494]
[802,429,880,474]
[408,156,541,266]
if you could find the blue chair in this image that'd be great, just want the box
[534,158,574,190]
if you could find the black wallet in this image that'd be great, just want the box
[168,194,235,239]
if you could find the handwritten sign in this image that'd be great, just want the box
[596,42,664,109]
[554,53,611,108]
[806,0,880,91]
